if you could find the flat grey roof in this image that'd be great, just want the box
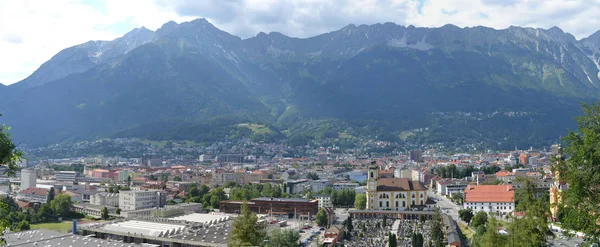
[5,229,147,247]
[80,219,233,246]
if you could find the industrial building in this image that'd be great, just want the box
[119,189,167,211]
[219,197,318,218]
[4,229,151,247]
[78,213,235,247]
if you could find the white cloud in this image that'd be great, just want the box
[0,0,599,85]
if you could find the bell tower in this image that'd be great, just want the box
[366,161,379,209]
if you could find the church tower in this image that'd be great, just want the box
[366,162,379,209]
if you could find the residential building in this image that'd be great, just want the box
[464,184,515,216]
[441,179,469,196]
[216,154,243,163]
[198,154,212,162]
[332,182,359,191]
[395,168,412,179]
[90,192,119,207]
[519,153,529,166]
[55,171,81,182]
[17,187,48,203]
[366,166,428,210]
[118,170,131,183]
[211,169,235,187]
[378,169,395,179]
[314,194,332,209]
[73,203,117,219]
[411,169,421,182]
[284,179,310,194]
[311,179,332,193]
[410,149,422,162]
[20,169,36,191]
[324,225,344,242]
[119,189,167,211]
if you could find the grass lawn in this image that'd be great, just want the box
[459,222,475,240]
[31,221,73,233]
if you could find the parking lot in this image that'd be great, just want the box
[265,217,323,246]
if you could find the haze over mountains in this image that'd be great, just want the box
[1,18,599,148]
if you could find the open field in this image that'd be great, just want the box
[31,222,72,233]
[458,222,474,240]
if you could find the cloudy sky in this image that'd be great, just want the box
[1,0,599,85]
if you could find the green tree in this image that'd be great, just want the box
[451,192,464,204]
[412,232,424,247]
[0,115,22,177]
[471,211,488,228]
[116,208,121,215]
[0,218,9,245]
[305,191,313,199]
[316,208,328,227]
[553,103,600,241]
[508,177,549,247]
[210,195,220,209]
[47,187,56,204]
[265,229,301,247]
[354,193,366,209]
[388,233,397,247]
[15,220,30,231]
[50,194,73,218]
[346,216,353,232]
[430,211,444,247]
[476,216,509,247]
[174,176,182,181]
[383,215,387,227]
[306,172,319,180]
[101,207,109,220]
[459,208,474,223]
[229,202,266,247]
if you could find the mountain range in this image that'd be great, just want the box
[1,18,600,149]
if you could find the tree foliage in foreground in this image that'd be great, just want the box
[265,229,301,247]
[554,103,600,242]
[0,114,22,177]
[316,208,328,227]
[354,193,366,209]
[229,202,266,247]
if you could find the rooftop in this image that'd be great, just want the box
[81,218,232,245]
[252,197,316,203]
[170,213,231,225]
[18,187,49,196]
[376,178,427,191]
[5,229,148,247]
[464,184,514,203]
[95,220,185,237]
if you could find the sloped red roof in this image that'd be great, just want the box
[19,187,49,196]
[464,184,514,203]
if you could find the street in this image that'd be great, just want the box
[429,189,461,221]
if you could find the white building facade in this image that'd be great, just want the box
[119,190,167,211]
[314,194,333,209]
[20,169,36,191]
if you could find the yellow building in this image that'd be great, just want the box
[549,169,567,219]
[366,166,428,210]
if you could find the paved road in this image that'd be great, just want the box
[428,189,461,221]
[548,235,583,247]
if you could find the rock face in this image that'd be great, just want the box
[2,19,600,147]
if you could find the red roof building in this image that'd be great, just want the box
[464,184,515,216]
